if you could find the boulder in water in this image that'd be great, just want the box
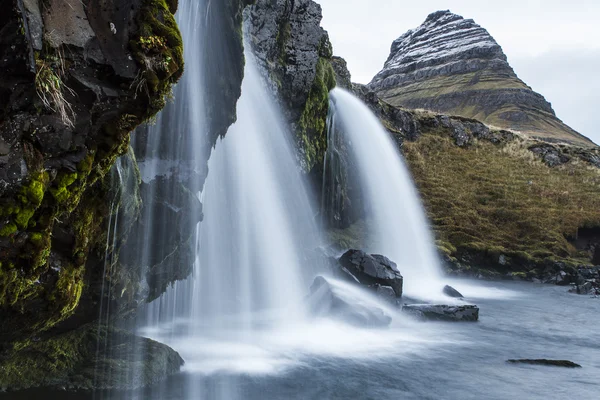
[307,276,392,327]
[507,359,582,368]
[402,304,479,322]
[443,285,464,298]
[371,284,398,305]
[338,250,403,297]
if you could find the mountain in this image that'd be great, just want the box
[368,10,595,147]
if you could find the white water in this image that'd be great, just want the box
[327,88,446,300]
[134,13,453,388]
[186,48,320,330]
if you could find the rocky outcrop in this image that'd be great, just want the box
[368,10,595,147]
[245,0,337,173]
[0,0,183,347]
[402,304,479,322]
[307,276,392,327]
[338,249,403,297]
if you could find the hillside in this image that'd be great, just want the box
[368,10,595,147]
[352,84,600,278]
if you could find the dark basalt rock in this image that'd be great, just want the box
[0,0,183,346]
[443,285,464,298]
[507,359,582,368]
[368,10,594,146]
[331,56,352,90]
[370,284,397,305]
[307,276,392,327]
[338,249,403,297]
[402,304,479,322]
[246,0,337,172]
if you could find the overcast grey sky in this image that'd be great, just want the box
[319,0,600,144]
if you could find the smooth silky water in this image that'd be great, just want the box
[4,1,598,398]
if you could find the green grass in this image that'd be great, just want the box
[403,131,600,267]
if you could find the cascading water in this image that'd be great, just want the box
[325,88,445,299]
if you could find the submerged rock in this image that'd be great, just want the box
[307,276,392,327]
[338,250,404,297]
[402,304,479,322]
[506,359,582,368]
[443,285,464,298]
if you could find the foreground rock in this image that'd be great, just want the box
[402,304,479,322]
[0,324,184,391]
[338,250,404,297]
[507,359,582,368]
[308,276,392,327]
[443,285,464,298]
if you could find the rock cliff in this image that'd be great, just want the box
[0,0,251,391]
[246,0,337,173]
[368,10,595,147]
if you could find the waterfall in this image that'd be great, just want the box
[129,0,322,385]
[325,88,445,299]
[187,49,320,332]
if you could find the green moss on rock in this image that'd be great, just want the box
[297,57,336,171]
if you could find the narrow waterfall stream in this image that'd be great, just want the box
[325,88,446,300]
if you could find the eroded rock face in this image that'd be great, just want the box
[368,10,594,147]
[246,0,337,172]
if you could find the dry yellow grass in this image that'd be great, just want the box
[403,132,600,265]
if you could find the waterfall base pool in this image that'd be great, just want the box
[9,281,599,400]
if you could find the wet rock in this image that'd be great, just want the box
[443,285,464,298]
[371,284,397,305]
[402,304,479,322]
[0,324,184,391]
[338,250,404,297]
[507,359,582,368]
[246,0,336,172]
[308,276,392,327]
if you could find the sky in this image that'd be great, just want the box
[318,0,600,144]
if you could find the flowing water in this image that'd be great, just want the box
[4,1,598,399]
[325,88,446,300]
[12,281,600,400]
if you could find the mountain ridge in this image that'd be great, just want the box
[368,10,595,147]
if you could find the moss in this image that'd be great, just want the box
[297,57,337,171]
[0,223,17,237]
[130,0,184,121]
[49,172,79,205]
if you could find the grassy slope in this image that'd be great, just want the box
[403,129,600,269]
[377,71,594,147]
